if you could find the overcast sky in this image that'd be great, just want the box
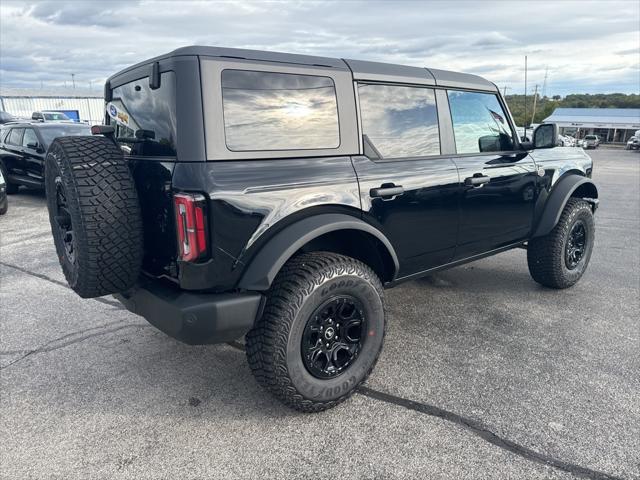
[1,0,639,96]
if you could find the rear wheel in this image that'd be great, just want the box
[246,252,385,412]
[45,136,143,298]
[527,198,595,289]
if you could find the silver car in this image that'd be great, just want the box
[582,135,600,149]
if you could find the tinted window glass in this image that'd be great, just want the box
[447,91,514,154]
[358,84,440,159]
[22,129,38,148]
[221,70,340,151]
[43,112,70,121]
[110,72,177,157]
[38,125,91,148]
[7,128,23,146]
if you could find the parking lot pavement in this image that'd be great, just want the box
[1,149,638,480]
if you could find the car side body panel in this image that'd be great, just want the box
[170,156,363,291]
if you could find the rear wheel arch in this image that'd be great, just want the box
[237,214,399,291]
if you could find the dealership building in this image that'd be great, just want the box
[543,108,640,143]
[0,87,104,124]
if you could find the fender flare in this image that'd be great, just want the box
[532,175,598,238]
[238,213,399,291]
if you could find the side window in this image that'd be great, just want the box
[7,128,24,146]
[22,129,38,148]
[221,70,340,151]
[447,90,515,154]
[357,83,440,159]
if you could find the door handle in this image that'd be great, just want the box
[370,184,404,199]
[464,175,490,187]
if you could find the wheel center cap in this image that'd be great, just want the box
[324,327,335,340]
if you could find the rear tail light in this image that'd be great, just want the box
[173,193,208,262]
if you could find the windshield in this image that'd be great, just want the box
[585,135,597,140]
[39,125,91,148]
[43,112,71,121]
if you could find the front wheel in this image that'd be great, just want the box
[0,163,19,194]
[527,198,595,289]
[246,252,385,412]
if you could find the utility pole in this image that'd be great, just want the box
[531,84,539,126]
[503,85,510,97]
[71,73,76,89]
[541,66,549,99]
[524,55,528,134]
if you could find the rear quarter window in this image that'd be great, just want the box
[221,69,340,151]
[7,128,23,146]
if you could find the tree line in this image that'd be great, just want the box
[504,93,640,127]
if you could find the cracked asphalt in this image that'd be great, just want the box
[1,149,639,479]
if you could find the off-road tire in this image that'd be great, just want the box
[527,198,595,289]
[246,252,386,412]
[0,163,19,194]
[45,136,143,298]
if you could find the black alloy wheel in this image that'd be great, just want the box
[301,295,366,379]
[54,176,75,264]
[565,220,587,270]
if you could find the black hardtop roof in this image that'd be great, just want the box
[107,45,497,92]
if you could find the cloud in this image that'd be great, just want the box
[1,0,638,95]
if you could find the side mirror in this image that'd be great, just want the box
[135,129,155,140]
[533,123,559,149]
[28,142,45,153]
[478,135,501,152]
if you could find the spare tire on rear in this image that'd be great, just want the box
[45,136,143,298]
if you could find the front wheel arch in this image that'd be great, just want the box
[533,175,598,238]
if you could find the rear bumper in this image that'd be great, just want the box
[114,280,264,345]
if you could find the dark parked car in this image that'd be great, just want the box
[0,122,91,192]
[0,168,7,215]
[0,111,18,124]
[45,46,599,412]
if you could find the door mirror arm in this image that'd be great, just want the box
[520,140,534,151]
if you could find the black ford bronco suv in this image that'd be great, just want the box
[45,47,598,412]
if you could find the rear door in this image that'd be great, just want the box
[352,82,460,278]
[445,90,538,259]
[1,128,25,177]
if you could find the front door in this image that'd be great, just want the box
[445,89,538,259]
[352,82,460,278]
[21,128,44,181]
